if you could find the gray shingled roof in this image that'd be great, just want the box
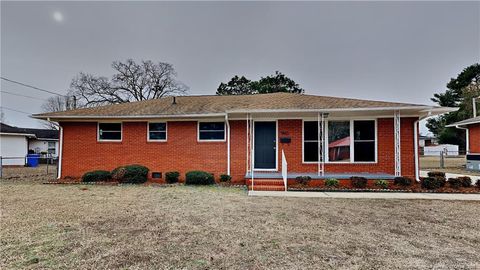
[33,92,431,119]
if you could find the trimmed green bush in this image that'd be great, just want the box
[111,165,149,184]
[421,177,445,190]
[82,170,111,182]
[458,176,472,187]
[394,177,413,187]
[351,176,368,188]
[219,174,232,182]
[476,179,480,188]
[375,179,388,189]
[295,176,312,186]
[325,178,339,188]
[427,171,446,178]
[185,171,215,185]
[447,178,462,188]
[165,171,180,184]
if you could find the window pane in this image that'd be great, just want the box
[354,121,375,140]
[304,142,319,162]
[100,131,121,140]
[149,123,166,132]
[149,132,166,140]
[304,121,319,141]
[99,123,121,131]
[354,142,375,162]
[328,121,350,162]
[199,122,224,131]
[199,131,224,140]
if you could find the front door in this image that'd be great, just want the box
[254,121,276,169]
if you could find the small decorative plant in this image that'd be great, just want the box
[295,176,312,186]
[219,174,232,182]
[325,178,339,188]
[375,179,388,189]
[350,176,368,189]
[393,177,413,187]
[165,171,180,184]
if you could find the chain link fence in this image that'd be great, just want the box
[0,156,58,181]
[419,150,479,175]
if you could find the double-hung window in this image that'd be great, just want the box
[198,122,225,141]
[148,122,167,141]
[328,121,351,162]
[98,123,122,141]
[353,120,376,162]
[303,121,323,162]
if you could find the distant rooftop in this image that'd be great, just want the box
[0,123,59,140]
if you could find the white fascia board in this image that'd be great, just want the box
[0,132,36,137]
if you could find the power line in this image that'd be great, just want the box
[0,106,32,115]
[1,77,65,96]
[1,90,48,101]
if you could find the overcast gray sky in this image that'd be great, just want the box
[1,1,479,134]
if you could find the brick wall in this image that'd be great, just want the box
[469,123,480,153]
[60,117,418,182]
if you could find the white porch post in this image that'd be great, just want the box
[394,110,402,176]
[250,114,254,189]
[317,112,325,176]
[246,113,249,174]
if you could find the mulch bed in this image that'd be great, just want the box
[289,183,480,194]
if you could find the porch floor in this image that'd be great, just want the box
[245,172,396,180]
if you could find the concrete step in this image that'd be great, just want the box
[248,185,286,191]
[246,179,284,186]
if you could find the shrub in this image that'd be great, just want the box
[295,176,312,186]
[458,176,472,188]
[165,171,180,184]
[185,171,215,185]
[325,178,339,188]
[82,170,111,182]
[421,177,445,190]
[351,176,368,188]
[427,171,446,178]
[112,165,149,184]
[375,179,388,189]
[447,177,460,188]
[219,174,232,182]
[393,177,413,187]
[476,180,480,188]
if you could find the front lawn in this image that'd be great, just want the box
[1,181,479,269]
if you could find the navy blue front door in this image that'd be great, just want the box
[254,122,276,169]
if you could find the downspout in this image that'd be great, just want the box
[414,113,430,181]
[226,114,231,176]
[456,126,469,154]
[57,124,63,179]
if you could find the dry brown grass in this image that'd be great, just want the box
[1,180,479,269]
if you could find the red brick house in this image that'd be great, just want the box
[34,93,454,189]
[448,116,480,171]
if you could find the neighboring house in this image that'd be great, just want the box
[0,123,59,166]
[447,116,480,171]
[419,135,438,147]
[423,144,459,156]
[33,92,454,187]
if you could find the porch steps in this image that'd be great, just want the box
[247,179,285,191]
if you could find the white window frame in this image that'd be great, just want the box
[351,119,378,163]
[301,120,325,164]
[147,122,168,142]
[197,121,226,142]
[97,122,122,142]
[302,118,378,164]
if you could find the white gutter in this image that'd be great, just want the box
[225,114,231,176]
[0,132,36,137]
[32,113,227,120]
[57,126,63,179]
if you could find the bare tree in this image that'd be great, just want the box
[70,59,188,107]
[41,96,68,129]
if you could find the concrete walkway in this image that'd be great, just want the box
[248,191,480,201]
